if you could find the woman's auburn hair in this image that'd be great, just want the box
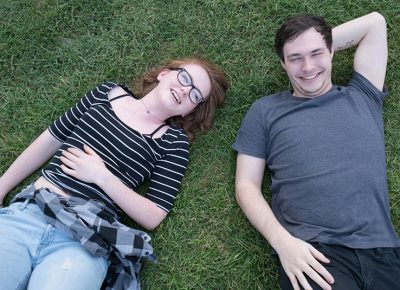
[133,57,229,141]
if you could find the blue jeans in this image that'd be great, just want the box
[0,200,109,290]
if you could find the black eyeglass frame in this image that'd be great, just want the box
[170,68,205,104]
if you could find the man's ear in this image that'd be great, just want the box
[330,49,335,60]
[280,59,287,71]
[157,69,170,81]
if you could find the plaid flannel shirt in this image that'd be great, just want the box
[12,185,156,290]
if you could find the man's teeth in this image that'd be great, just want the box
[303,73,318,80]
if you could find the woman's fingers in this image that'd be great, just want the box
[59,156,75,169]
[60,164,76,177]
[83,144,97,156]
[66,147,85,156]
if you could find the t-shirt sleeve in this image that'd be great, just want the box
[145,131,190,213]
[48,82,116,142]
[348,71,388,108]
[232,100,268,160]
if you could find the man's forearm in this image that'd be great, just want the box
[236,185,292,249]
[332,12,387,90]
[332,12,384,51]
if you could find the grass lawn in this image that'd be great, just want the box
[1,1,399,289]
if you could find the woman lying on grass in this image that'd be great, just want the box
[0,56,228,290]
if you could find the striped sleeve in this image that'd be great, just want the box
[48,82,117,142]
[145,131,190,212]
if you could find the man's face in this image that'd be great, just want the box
[281,27,334,98]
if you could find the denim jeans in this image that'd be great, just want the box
[0,200,109,290]
[279,242,400,290]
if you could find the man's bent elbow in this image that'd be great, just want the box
[234,183,250,206]
[369,12,386,27]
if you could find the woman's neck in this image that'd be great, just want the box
[141,92,169,123]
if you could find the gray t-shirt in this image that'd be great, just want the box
[233,72,400,248]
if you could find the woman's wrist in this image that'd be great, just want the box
[96,170,115,188]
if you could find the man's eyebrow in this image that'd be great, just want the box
[310,48,326,53]
[286,53,302,58]
[287,48,326,58]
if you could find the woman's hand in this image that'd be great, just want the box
[60,145,111,184]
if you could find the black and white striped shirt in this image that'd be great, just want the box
[42,82,189,216]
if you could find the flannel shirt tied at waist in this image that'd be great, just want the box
[12,185,157,290]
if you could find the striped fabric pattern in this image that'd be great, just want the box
[42,82,189,215]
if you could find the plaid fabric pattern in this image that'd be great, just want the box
[12,185,156,290]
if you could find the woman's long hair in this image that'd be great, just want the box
[134,57,229,141]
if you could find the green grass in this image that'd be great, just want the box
[1,1,399,289]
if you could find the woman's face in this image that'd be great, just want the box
[156,63,211,117]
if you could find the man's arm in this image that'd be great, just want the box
[235,153,334,290]
[333,12,387,91]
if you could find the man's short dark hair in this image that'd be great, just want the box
[275,15,332,62]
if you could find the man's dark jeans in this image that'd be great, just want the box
[279,242,400,290]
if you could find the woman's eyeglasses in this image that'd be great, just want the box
[170,68,205,104]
